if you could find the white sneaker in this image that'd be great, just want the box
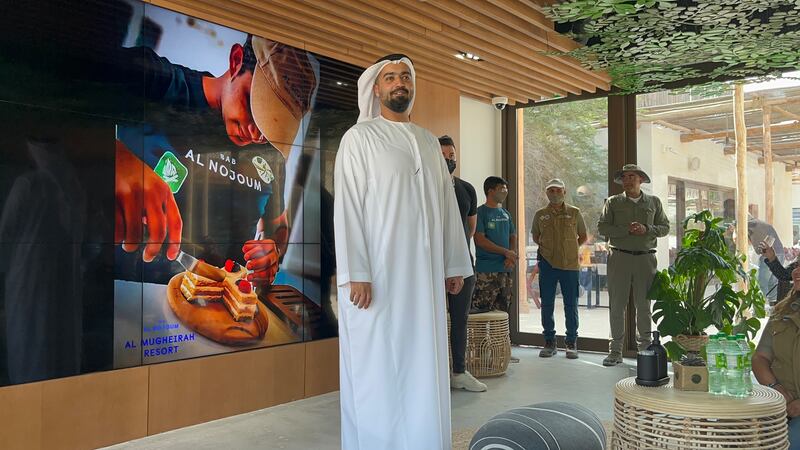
[451,371,487,392]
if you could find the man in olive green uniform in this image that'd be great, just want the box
[598,164,669,366]
[532,179,587,359]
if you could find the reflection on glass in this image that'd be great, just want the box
[520,98,610,340]
[637,72,800,343]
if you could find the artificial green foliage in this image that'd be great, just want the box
[648,210,766,360]
[544,0,800,94]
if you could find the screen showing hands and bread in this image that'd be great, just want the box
[0,0,357,386]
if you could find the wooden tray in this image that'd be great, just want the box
[264,285,324,339]
[166,273,269,346]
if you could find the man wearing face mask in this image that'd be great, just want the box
[439,135,486,392]
[472,177,517,315]
[531,179,587,360]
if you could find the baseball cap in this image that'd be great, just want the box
[250,37,317,148]
[545,178,566,190]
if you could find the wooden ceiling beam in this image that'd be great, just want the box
[759,154,800,164]
[421,0,610,89]
[328,0,441,35]
[640,97,800,122]
[149,0,605,103]
[682,121,800,143]
[392,0,584,96]
[476,0,583,54]
[517,0,548,12]
[456,0,609,84]
[484,0,553,32]
[372,25,559,100]
[773,105,800,122]
[149,0,306,48]
[525,0,559,7]
[339,0,575,96]
[286,41,512,103]
[436,23,580,95]
[724,140,800,153]
[230,0,538,101]
[357,43,532,103]
[153,0,518,103]
[451,0,551,44]
[314,39,530,104]
[294,0,547,100]
[422,29,572,96]
[466,0,585,56]
[407,0,463,28]
[723,141,800,155]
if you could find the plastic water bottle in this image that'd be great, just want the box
[724,335,746,397]
[736,333,753,395]
[706,334,726,395]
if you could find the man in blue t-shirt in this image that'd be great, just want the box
[472,176,517,314]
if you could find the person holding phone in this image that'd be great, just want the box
[760,237,797,303]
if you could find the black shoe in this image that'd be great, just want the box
[539,341,557,358]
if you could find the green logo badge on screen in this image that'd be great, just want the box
[154,151,188,193]
[252,156,274,184]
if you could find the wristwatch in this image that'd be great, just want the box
[767,381,781,389]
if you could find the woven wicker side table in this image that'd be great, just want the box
[460,310,511,377]
[612,377,789,449]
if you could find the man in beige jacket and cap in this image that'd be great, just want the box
[598,164,669,366]
[532,178,587,359]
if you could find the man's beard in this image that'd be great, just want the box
[383,89,411,113]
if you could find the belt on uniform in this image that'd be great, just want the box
[610,247,656,256]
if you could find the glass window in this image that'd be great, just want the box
[519,98,610,340]
[637,72,800,342]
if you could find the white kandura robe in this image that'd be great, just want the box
[334,116,473,450]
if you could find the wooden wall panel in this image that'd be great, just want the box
[304,338,339,398]
[41,367,149,450]
[0,382,42,450]
[147,344,306,435]
[0,340,340,448]
[412,77,461,152]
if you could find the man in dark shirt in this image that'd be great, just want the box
[439,135,486,392]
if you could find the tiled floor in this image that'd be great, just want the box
[104,346,635,450]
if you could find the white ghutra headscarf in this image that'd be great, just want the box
[357,54,416,123]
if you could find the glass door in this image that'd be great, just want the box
[513,97,612,352]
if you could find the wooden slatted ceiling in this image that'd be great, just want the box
[145,0,610,105]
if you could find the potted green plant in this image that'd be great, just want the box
[648,210,766,386]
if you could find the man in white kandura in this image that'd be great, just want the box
[334,53,474,450]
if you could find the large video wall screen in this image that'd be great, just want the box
[0,0,357,386]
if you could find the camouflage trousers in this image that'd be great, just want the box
[471,272,513,313]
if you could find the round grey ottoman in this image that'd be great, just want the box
[469,402,606,450]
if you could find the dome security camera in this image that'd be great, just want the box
[492,96,508,110]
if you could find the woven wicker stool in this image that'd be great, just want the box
[612,377,789,449]
[458,310,510,377]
